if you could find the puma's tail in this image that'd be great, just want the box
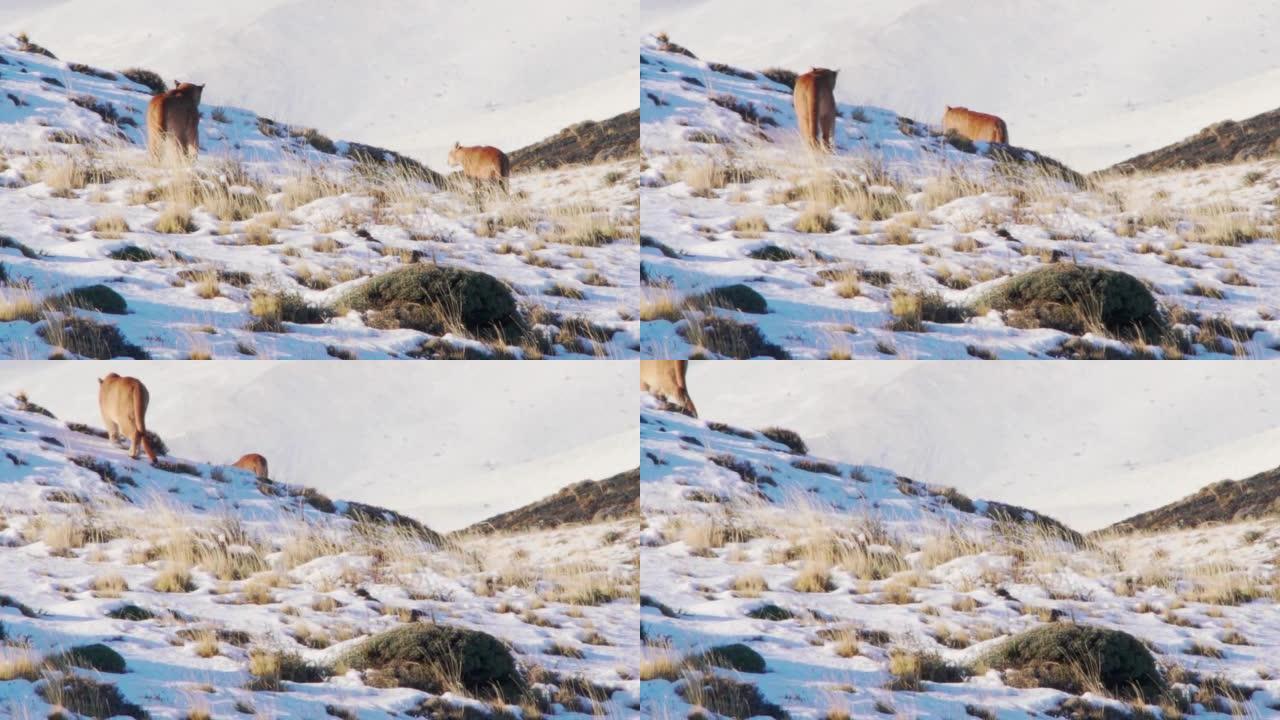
[133,389,157,463]
[679,392,699,419]
[146,96,166,159]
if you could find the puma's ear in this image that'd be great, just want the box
[174,79,182,87]
[98,377,104,384]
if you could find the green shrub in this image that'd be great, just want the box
[746,603,793,621]
[246,649,331,690]
[680,315,789,360]
[61,284,127,315]
[760,427,807,454]
[676,674,787,719]
[982,623,1163,699]
[340,623,523,699]
[761,68,797,89]
[702,643,766,673]
[697,284,768,314]
[0,594,39,618]
[106,604,155,621]
[944,130,977,153]
[747,245,797,262]
[37,317,148,359]
[248,290,332,332]
[107,246,155,262]
[341,265,518,335]
[0,235,40,259]
[57,643,127,673]
[121,68,165,95]
[37,675,147,719]
[297,487,335,513]
[640,595,680,618]
[981,265,1161,338]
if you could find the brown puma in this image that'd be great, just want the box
[942,106,1009,144]
[641,360,697,417]
[793,68,838,151]
[447,143,510,190]
[147,81,204,159]
[98,373,157,463]
[232,453,269,480]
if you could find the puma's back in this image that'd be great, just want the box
[793,68,838,150]
[232,453,269,480]
[942,106,1008,144]
[147,82,204,158]
[98,373,156,462]
[448,144,510,182]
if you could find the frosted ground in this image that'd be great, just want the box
[640,402,1280,719]
[0,0,638,169]
[639,0,1280,174]
[639,36,1280,360]
[0,361,640,532]
[689,361,1280,533]
[0,34,640,359]
[0,391,640,718]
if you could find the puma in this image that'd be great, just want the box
[447,143,510,190]
[793,68,838,151]
[98,373,157,463]
[232,453,269,480]
[641,360,697,417]
[942,106,1009,144]
[147,81,204,159]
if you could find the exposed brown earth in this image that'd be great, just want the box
[1105,465,1280,534]
[1108,106,1280,173]
[509,110,639,172]
[462,468,639,534]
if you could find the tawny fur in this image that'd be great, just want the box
[447,143,510,190]
[98,373,157,463]
[793,68,838,151]
[641,360,697,418]
[232,453,269,480]
[147,81,204,159]
[942,106,1009,144]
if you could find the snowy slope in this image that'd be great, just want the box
[640,0,1280,172]
[640,403,1280,719]
[0,0,638,169]
[689,361,1280,533]
[0,35,641,360]
[0,392,640,718]
[0,361,639,532]
[639,35,1280,360]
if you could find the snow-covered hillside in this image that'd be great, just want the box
[0,34,640,359]
[0,361,639,532]
[639,36,1280,360]
[640,0,1280,172]
[640,403,1280,719]
[688,361,1280,532]
[0,1,638,169]
[0,392,640,718]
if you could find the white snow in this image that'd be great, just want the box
[640,403,1280,719]
[689,361,1280,532]
[640,0,1280,172]
[0,360,638,532]
[0,390,641,719]
[0,35,641,360]
[639,35,1280,360]
[0,0,637,169]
